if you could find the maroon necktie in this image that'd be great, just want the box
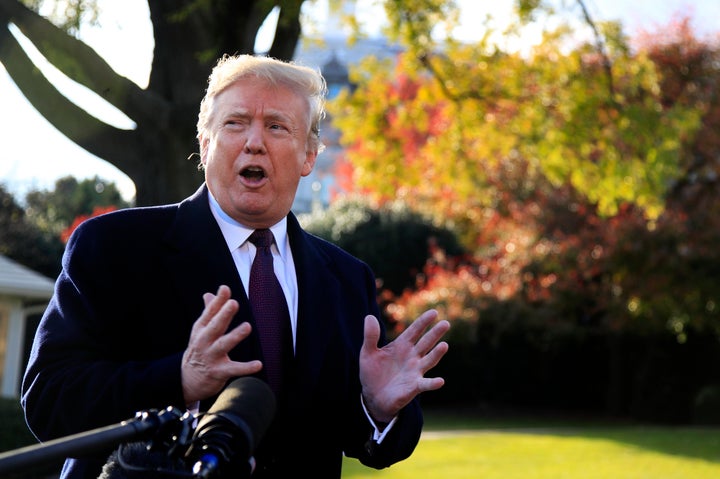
[248,229,291,395]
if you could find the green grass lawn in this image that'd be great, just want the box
[342,411,720,479]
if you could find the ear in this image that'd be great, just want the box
[199,135,210,167]
[301,148,318,177]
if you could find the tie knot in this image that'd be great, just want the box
[248,228,274,249]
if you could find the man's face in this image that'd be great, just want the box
[200,76,317,228]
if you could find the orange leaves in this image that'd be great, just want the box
[329,7,720,341]
[60,205,117,244]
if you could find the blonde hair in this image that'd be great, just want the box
[197,54,327,152]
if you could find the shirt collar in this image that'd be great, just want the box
[208,191,289,259]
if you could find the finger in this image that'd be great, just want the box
[418,376,446,393]
[204,298,239,339]
[398,309,439,344]
[225,360,264,378]
[415,319,451,356]
[215,321,253,354]
[420,340,449,374]
[361,315,381,353]
[197,285,232,327]
[203,292,216,307]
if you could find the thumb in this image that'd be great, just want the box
[361,315,381,353]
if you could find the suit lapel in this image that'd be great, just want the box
[161,185,257,361]
[287,214,339,394]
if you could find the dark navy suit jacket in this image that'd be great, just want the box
[21,184,423,479]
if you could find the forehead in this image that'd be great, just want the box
[213,76,310,118]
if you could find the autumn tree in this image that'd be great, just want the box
[334,5,720,340]
[638,18,720,215]
[332,9,704,245]
[339,11,720,418]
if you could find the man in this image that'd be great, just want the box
[22,54,450,479]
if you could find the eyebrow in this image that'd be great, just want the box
[223,108,294,124]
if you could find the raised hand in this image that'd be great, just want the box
[181,285,263,404]
[359,309,450,423]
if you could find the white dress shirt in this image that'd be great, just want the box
[206,191,396,442]
[208,192,298,351]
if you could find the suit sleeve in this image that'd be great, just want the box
[352,396,424,469]
[340,257,425,469]
[21,214,189,442]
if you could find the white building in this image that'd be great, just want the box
[0,254,54,398]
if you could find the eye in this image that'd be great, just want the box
[224,116,249,128]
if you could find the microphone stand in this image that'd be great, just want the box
[0,406,192,476]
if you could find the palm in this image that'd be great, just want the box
[359,310,450,422]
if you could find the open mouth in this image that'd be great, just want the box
[240,166,266,181]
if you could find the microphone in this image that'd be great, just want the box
[97,408,196,479]
[0,406,192,478]
[98,377,275,479]
[185,377,276,479]
[99,441,190,479]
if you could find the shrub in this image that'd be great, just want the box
[693,384,720,425]
[299,196,464,295]
[0,397,35,451]
[0,398,63,478]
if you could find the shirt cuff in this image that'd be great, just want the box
[360,394,398,444]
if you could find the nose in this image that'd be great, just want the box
[244,122,266,154]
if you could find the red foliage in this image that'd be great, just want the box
[60,205,117,244]
[337,13,720,342]
[331,66,448,202]
[385,166,720,340]
[635,14,720,207]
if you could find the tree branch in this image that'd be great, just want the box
[575,0,615,97]
[0,19,139,165]
[0,0,168,126]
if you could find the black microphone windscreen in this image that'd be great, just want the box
[200,376,276,451]
[98,441,188,479]
[186,377,276,478]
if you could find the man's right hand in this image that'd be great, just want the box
[181,284,263,404]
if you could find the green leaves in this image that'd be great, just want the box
[330,3,706,230]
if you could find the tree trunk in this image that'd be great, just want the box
[0,0,304,205]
